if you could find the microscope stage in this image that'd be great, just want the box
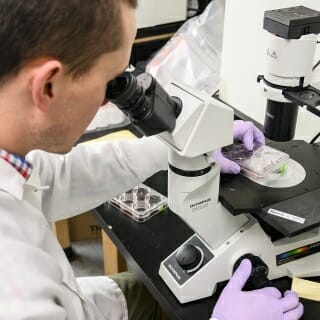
[220,140,320,237]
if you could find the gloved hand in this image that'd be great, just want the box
[213,120,265,174]
[211,259,304,320]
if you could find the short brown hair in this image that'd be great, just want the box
[0,0,138,83]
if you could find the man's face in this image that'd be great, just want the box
[37,2,137,153]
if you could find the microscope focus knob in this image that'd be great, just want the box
[233,254,273,290]
[176,245,204,273]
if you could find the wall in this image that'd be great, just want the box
[220,0,320,141]
[135,0,187,28]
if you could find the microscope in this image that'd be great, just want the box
[106,6,320,304]
[258,6,320,142]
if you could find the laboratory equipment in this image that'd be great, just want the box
[258,6,320,141]
[106,6,320,303]
[108,184,167,222]
[221,142,290,180]
[106,72,182,136]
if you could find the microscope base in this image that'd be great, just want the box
[159,216,320,303]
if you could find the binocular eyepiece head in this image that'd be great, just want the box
[106,72,182,136]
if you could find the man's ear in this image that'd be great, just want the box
[31,60,63,112]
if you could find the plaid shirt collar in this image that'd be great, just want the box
[0,149,33,180]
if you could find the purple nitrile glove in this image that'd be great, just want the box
[213,120,266,174]
[211,259,304,320]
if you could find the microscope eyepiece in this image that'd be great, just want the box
[106,72,182,136]
[106,72,143,110]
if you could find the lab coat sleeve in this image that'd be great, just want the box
[27,136,168,221]
[0,237,67,320]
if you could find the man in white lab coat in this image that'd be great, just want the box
[0,0,303,320]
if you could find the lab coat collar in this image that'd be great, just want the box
[0,157,25,200]
[24,168,50,190]
[0,158,49,200]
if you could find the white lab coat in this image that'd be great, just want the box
[0,136,167,320]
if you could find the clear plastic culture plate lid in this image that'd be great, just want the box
[221,142,290,179]
[108,184,167,222]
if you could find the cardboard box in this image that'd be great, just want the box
[69,212,102,241]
